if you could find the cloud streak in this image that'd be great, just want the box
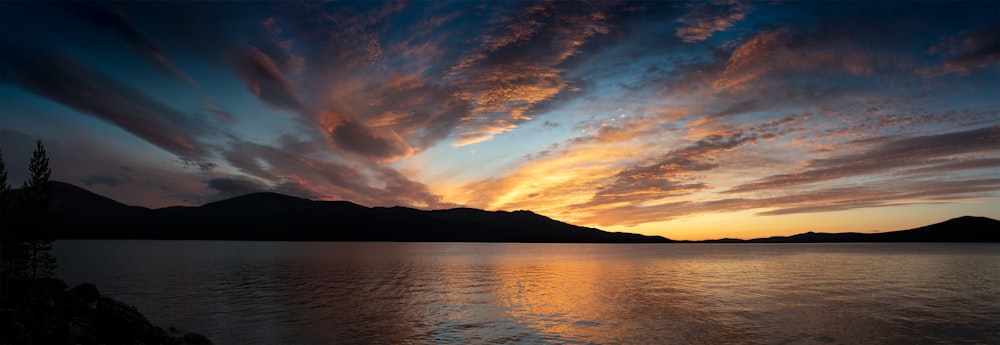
[584,130,755,206]
[220,138,452,209]
[232,45,312,117]
[675,1,750,43]
[0,42,213,160]
[63,2,195,84]
[728,125,1000,193]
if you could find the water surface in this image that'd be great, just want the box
[55,241,1000,344]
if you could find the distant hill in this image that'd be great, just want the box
[46,182,672,243]
[702,216,1000,243]
[41,182,1000,243]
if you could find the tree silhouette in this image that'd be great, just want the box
[0,142,57,280]
[1,150,25,281]
[0,147,29,281]
[0,147,7,195]
[21,141,57,278]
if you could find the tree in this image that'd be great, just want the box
[21,141,57,279]
[0,141,57,280]
[0,147,7,196]
[0,147,30,281]
[1,148,21,276]
[23,140,52,196]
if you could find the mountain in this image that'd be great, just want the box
[40,182,1000,242]
[46,182,672,243]
[707,216,999,243]
[49,182,152,238]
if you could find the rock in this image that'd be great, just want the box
[70,283,101,304]
[1,278,211,345]
[182,332,214,344]
[95,296,169,344]
[166,332,214,345]
[0,307,30,344]
[66,318,99,344]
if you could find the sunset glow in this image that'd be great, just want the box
[1,1,997,240]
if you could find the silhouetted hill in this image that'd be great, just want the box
[47,182,671,243]
[200,192,314,211]
[49,182,152,238]
[43,182,998,243]
[867,216,1000,242]
[716,216,999,243]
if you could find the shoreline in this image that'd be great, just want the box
[0,277,212,345]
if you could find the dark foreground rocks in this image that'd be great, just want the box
[0,277,211,344]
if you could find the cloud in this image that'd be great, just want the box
[222,139,358,189]
[728,125,1000,193]
[240,3,470,157]
[373,166,456,209]
[203,177,269,201]
[258,1,621,153]
[232,45,312,116]
[711,28,889,92]
[900,158,1000,177]
[0,42,213,160]
[707,5,960,94]
[326,117,414,162]
[940,23,1000,74]
[254,17,306,76]
[62,2,195,84]
[202,98,238,124]
[0,128,215,208]
[3,0,998,229]
[756,177,1000,216]
[447,139,645,216]
[349,74,469,151]
[449,98,999,229]
[576,174,1000,227]
[583,130,755,206]
[675,1,750,43]
[454,120,520,147]
[448,2,613,146]
[219,137,450,209]
[81,172,133,187]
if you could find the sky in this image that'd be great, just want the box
[1,1,998,240]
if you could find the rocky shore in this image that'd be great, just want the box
[0,277,211,344]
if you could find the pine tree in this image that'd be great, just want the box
[0,147,8,196]
[21,141,57,279]
[0,147,28,280]
[23,140,51,197]
[0,148,14,277]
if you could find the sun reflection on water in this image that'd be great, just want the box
[54,241,1000,344]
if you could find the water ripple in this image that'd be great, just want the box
[54,241,1000,344]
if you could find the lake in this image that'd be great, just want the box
[54,241,1000,344]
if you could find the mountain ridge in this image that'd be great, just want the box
[42,182,1000,242]
[700,216,1000,243]
[46,182,672,243]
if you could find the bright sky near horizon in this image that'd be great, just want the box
[1,1,998,240]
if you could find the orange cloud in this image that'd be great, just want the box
[316,110,415,162]
[675,1,751,43]
[447,3,612,146]
[713,28,887,92]
[446,140,647,218]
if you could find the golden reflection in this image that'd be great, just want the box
[425,245,764,343]
[489,258,621,342]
